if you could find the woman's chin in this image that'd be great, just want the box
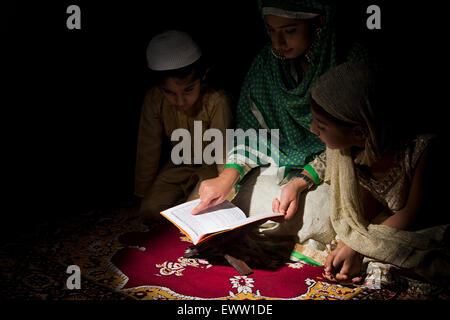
[283,50,301,60]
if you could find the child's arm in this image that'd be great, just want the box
[134,89,164,198]
[324,240,363,285]
[303,151,327,186]
[272,151,326,219]
[272,178,308,219]
[381,145,431,230]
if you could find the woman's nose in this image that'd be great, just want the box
[272,32,286,49]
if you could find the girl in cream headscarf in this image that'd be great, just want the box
[273,62,450,286]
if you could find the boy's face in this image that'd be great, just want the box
[265,14,313,60]
[310,108,366,150]
[159,77,202,111]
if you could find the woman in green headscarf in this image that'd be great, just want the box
[191,1,367,221]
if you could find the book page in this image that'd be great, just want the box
[160,200,247,244]
[227,211,284,229]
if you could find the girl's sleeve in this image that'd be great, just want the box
[134,89,164,198]
[303,151,327,186]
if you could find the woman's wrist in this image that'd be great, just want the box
[223,163,245,181]
[220,167,241,186]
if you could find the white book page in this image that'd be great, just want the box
[227,211,284,228]
[160,199,247,243]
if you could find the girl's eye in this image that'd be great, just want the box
[161,88,173,95]
[285,28,296,34]
[317,125,325,131]
[184,87,194,93]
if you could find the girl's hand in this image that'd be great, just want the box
[324,241,363,285]
[191,168,240,215]
[272,178,308,220]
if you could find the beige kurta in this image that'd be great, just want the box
[232,134,449,287]
[135,85,233,219]
[303,134,449,287]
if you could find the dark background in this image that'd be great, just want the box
[2,1,448,239]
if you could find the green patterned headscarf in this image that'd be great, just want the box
[228,0,367,179]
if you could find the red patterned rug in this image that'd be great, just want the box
[111,222,361,300]
[1,207,448,300]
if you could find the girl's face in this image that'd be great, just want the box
[159,77,202,111]
[310,108,366,150]
[265,14,313,59]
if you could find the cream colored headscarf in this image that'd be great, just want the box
[311,62,449,284]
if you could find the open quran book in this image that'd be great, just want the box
[160,199,283,245]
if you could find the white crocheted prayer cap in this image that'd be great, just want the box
[146,30,202,71]
[262,7,319,19]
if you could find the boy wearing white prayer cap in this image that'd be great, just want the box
[134,30,233,221]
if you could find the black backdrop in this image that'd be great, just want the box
[3,1,449,238]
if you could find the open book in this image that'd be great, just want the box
[160,199,284,245]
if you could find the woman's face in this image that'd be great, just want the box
[265,14,313,59]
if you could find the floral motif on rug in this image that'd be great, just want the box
[2,208,448,300]
[108,221,363,300]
